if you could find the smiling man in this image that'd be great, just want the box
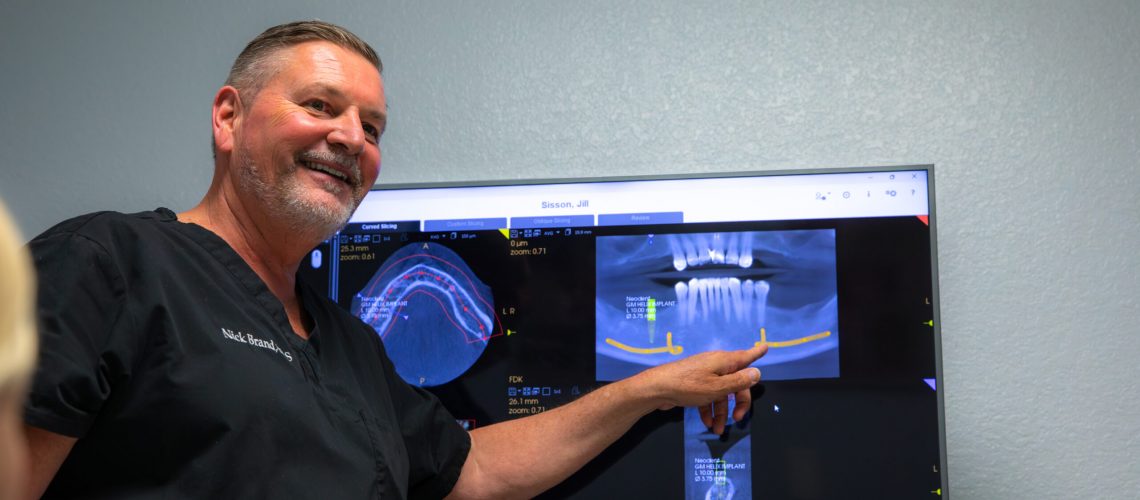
[182,35,386,340]
[22,21,766,499]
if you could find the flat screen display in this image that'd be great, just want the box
[299,165,947,499]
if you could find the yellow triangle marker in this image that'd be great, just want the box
[498,228,510,239]
[507,329,515,336]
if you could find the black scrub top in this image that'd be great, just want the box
[25,209,470,499]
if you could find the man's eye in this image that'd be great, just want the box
[307,100,328,112]
[363,124,380,141]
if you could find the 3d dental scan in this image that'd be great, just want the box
[352,241,499,387]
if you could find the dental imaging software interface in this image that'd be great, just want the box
[299,167,947,499]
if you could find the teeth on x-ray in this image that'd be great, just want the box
[725,232,740,266]
[682,236,699,269]
[668,233,765,326]
[676,277,769,326]
[669,238,687,271]
[670,233,753,270]
[674,281,689,322]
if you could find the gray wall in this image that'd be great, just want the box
[2,1,1137,498]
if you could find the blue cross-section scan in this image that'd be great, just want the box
[352,242,498,387]
[684,404,751,500]
[595,230,839,381]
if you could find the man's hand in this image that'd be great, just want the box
[446,343,768,499]
[633,342,769,435]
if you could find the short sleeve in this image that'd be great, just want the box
[24,228,132,438]
[380,344,472,500]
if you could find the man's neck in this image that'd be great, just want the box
[179,189,321,339]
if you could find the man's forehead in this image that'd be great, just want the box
[276,41,386,108]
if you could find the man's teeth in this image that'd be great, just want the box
[303,161,349,182]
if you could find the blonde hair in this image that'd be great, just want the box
[0,200,35,397]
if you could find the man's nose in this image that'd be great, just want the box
[328,111,365,155]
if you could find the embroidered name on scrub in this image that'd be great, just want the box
[220,327,294,362]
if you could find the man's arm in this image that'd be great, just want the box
[446,343,767,500]
[22,425,76,499]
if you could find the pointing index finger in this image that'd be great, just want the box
[731,342,768,371]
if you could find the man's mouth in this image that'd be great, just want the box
[300,159,355,186]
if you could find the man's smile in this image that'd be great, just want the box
[297,152,360,188]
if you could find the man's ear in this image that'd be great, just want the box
[212,86,242,155]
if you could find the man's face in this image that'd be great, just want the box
[229,41,386,238]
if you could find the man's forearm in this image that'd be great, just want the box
[448,374,657,500]
[22,425,77,500]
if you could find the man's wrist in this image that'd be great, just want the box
[616,368,669,415]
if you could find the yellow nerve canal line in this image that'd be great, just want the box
[605,328,832,356]
[605,331,684,355]
[755,327,831,348]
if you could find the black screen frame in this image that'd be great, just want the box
[328,163,948,496]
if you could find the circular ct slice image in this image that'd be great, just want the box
[352,242,496,387]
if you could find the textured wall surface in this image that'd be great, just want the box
[1,1,1137,498]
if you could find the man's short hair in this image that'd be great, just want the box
[0,199,36,399]
[225,20,383,103]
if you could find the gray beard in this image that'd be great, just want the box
[237,152,358,242]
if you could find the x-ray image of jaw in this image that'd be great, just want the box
[595,230,839,382]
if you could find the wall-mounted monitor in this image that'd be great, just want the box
[300,165,947,499]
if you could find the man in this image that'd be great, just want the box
[23,21,767,499]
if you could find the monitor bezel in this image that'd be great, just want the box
[363,163,948,495]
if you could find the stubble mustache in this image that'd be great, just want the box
[297,150,362,188]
